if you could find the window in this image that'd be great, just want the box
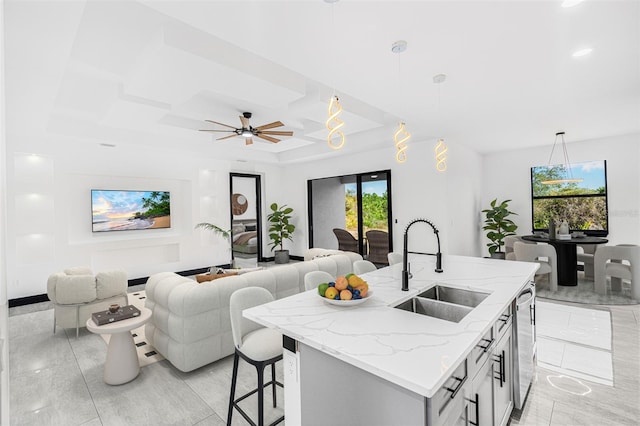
[530,160,608,236]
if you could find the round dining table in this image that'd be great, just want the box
[521,234,608,286]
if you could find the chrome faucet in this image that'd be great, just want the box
[402,218,443,291]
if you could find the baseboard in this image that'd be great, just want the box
[9,294,50,307]
[8,265,231,308]
[260,255,303,263]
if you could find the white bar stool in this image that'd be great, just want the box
[228,287,284,426]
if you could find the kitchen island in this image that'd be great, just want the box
[244,254,538,425]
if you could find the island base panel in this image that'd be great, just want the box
[299,343,427,426]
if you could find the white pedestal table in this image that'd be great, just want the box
[86,307,152,385]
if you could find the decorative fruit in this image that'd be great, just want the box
[355,284,368,297]
[317,283,329,297]
[335,276,348,291]
[348,274,364,287]
[325,287,339,300]
[340,289,353,300]
[320,274,369,301]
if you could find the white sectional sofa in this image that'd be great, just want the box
[144,250,362,372]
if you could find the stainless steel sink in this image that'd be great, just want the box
[417,285,489,308]
[394,297,473,323]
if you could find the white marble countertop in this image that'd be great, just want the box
[244,254,538,398]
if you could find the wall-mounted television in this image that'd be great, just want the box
[530,160,608,237]
[92,190,171,232]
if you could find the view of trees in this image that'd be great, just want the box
[133,191,171,219]
[531,167,607,231]
[345,188,388,234]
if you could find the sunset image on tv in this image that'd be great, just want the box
[92,190,171,232]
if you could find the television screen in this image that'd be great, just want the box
[530,160,608,236]
[92,190,171,232]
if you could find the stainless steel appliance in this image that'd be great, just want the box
[513,281,536,410]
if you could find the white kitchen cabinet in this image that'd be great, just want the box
[468,311,514,426]
[493,329,513,426]
[470,351,494,426]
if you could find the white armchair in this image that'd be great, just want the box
[505,236,534,261]
[47,267,128,337]
[594,244,640,300]
[577,244,598,280]
[514,242,558,292]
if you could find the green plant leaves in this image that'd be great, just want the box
[267,203,295,251]
[482,198,518,255]
[194,222,231,240]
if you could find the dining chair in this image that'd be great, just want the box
[304,270,334,291]
[365,230,390,266]
[332,228,359,253]
[228,287,284,426]
[504,236,534,261]
[387,252,403,266]
[514,242,558,292]
[594,244,640,300]
[353,260,377,275]
[577,244,598,280]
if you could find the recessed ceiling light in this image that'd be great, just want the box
[391,40,407,54]
[562,0,584,8]
[572,48,593,57]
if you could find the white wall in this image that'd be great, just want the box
[481,133,640,252]
[4,139,285,300]
[311,177,346,250]
[0,0,10,418]
[281,138,484,259]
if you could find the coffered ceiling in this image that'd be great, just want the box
[4,1,639,164]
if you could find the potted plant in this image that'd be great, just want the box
[267,202,295,264]
[195,222,232,268]
[482,198,518,259]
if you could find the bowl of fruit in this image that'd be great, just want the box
[317,273,372,306]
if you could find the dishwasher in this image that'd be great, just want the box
[513,281,536,411]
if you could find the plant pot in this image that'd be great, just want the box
[274,250,290,264]
[490,252,506,260]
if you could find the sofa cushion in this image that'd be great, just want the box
[64,266,93,275]
[95,270,127,299]
[54,274,97,304]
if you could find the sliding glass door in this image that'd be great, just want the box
[308,170,392,264]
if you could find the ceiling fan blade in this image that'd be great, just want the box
[216,134,239,141]
[255,134,280,143]
[254,121,284,131]
[259,130,294,136]
[239,115,250,128]
[205,120,237,129]
[198,129,235,133]
[245,137,254,145]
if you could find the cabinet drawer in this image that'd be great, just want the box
[469,326,495,379]
[495,304,512,339]
[427,359,468,426]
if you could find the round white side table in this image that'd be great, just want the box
[86,307,152,385]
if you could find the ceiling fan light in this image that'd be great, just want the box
[241,129,253,137]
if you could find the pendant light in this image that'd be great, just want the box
[392,40,410,163]
[326,95,345,149]
[433,74,447,172]
[325,0,345,150]
[540,131,583,185]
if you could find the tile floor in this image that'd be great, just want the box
[536,301,614,386]
[7,290,640,425]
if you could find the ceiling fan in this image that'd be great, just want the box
[199,112,293,145]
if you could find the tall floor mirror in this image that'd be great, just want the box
[229,173,262,268]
